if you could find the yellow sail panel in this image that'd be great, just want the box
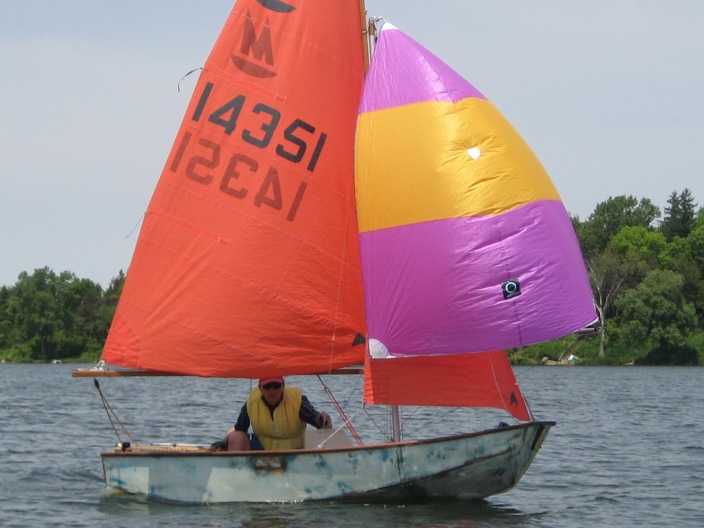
[355,97,561,233]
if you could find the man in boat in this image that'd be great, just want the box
[213,376,332,451]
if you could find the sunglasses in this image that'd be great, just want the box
[262,382,282,390]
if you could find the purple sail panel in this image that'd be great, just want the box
[360,200,595,356]
[360,24,486,113]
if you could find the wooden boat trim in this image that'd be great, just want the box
[101,421,556,457]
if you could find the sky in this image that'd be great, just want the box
[2,1,704,288]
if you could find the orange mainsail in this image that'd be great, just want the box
[102,0,368,377]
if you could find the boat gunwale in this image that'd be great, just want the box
[100,420,555,457]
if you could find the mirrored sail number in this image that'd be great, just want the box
[170,132,307,222]
[191,82,327,172]
[167,81,331,222]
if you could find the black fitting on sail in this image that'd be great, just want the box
[502,279,521,299]
[352,333,366,347]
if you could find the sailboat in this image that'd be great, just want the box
[74,0,596,503]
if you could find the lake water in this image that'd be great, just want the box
[1,364,702,527]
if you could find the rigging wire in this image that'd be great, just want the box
[341,372,363,409]
[317,374,363,445]
[401,407,464,439]
[313,406,366,449]
[515,363,543,378]
[124,213,145,240]
[363,403,392,442]
[93,379,138,447]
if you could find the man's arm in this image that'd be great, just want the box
[300,395,332,429]
[233,402,250,432]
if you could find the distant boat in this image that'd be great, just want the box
[73,0,596,503]
[51,359,62,364]
[574,317,601,336]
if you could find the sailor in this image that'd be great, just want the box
[213,376,332,451]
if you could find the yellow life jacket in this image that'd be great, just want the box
[246,386,306,450]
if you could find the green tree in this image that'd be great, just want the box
[669,253,704,323]
[68,276,107,355]
[688,224,704,274]
[583,224,663,358]
[609,226,667,269]
[1,267,127,362]
[0,286,13,350]
[692,207,704,230]
[615,269,697,353]
[6,267,106,360]
[661,189,697,242]
[660,236,691,271]
[577,195,660,258]
[8,268,62,359]
[103,270,125,305]
[95,270,126,348]
[587,249,642,357]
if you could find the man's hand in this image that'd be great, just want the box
[318,412,332,429]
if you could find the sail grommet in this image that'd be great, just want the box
[502,279,521,299]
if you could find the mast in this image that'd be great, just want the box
[391,406,402,442]
[360,0,370,73]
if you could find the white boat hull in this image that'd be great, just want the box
[101,421,553,503]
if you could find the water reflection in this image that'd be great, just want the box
[97,492,542,528]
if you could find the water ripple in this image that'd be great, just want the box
[3,365,704,527]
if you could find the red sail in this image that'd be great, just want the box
[364,350,531,421]
[102,0,368,377]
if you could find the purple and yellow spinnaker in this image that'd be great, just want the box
[354,23,596,357]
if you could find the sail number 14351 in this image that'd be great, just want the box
[169,81,328,222]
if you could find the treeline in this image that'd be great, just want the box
[0,268,125,362]
[3,189,704,365]
[516,188,704,366]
